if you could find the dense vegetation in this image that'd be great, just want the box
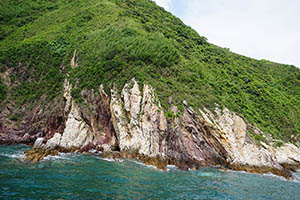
[0,0,299,144]
[0,79,6,101]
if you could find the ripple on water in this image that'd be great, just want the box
[0,145,300,200]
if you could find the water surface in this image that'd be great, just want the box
[0,145,299,199]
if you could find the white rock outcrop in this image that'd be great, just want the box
[45,133,62,150]
[275,143,300,166]
[33,137,44,149]
[110,79,166,157]
[31,78,300,178]
[43,80,94,150]
[200,107,282,169]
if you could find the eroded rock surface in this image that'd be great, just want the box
[275,143,300,171]
[110,79,166,157]
[199,106,297,178]
[41,80,118,153]
[25,78,300,179]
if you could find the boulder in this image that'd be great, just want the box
[33,138,44,148]
[275,143,300,171]
[45,133,61,150]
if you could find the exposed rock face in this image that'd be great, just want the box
[275,144,300,171]
[24,78,300,179]
[0,112,40,145]
[59,109,92,149]
[45,133,62,150]
[0,82,64,146]
[80,85,118,150]
[163,106,228,169]
[40,80,117,152]
[40,80,94,150]
[70,50,78,69]
[199,106,296,178]
[110,79,166,157]
[33,138,44,149]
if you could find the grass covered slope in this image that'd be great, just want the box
[0,0,299,144]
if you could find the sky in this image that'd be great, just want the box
[153,0,300,67]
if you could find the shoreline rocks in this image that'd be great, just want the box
[25,148,59,162]
[16,78,300,179]
[24,146,80,162]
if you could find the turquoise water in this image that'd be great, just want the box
[0,145,299,200]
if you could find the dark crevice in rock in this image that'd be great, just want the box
[3,79,298,180]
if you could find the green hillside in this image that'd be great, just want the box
[1,0,300,144]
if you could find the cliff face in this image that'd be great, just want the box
[25,78,300,179]
[33,79,118,151]
[110,80,165,157]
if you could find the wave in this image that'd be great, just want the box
[292,172,300,183]
[101,157,124,162]
[43,152,80,161]
[166,165,177,171]
[102,158,116,162]
[130,160,164,171]
[0,152,26,160]
[262,173,288,182]
[88,149,98,153]
[225,169,289,181]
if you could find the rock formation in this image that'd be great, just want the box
[22,78,300,179]
[33,79,118,152]
[199,107,292,177]
[110,79,165,157]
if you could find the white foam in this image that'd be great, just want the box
[292,172,300,182]
[291,178,300,183]
[100,157,124,162]
[58,152,76,157]
[11,153,26,159]
[228,170,293,182]
[166,165,177,170]
[0,152,26,160]
[102,158,116,162]
[262,173,287,181]
[43,152,74,161]
[131,160,163,171]
[88,149,98,153]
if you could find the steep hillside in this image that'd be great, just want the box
[0,0,300,145]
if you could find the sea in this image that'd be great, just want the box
[0,145,299,200]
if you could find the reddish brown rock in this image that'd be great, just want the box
[80,143,96,153]
[2,77,300,180]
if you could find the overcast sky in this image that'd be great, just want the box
[153,0,300,67]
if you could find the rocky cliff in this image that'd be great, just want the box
[24,78,300,179]
[1,0,300,181]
